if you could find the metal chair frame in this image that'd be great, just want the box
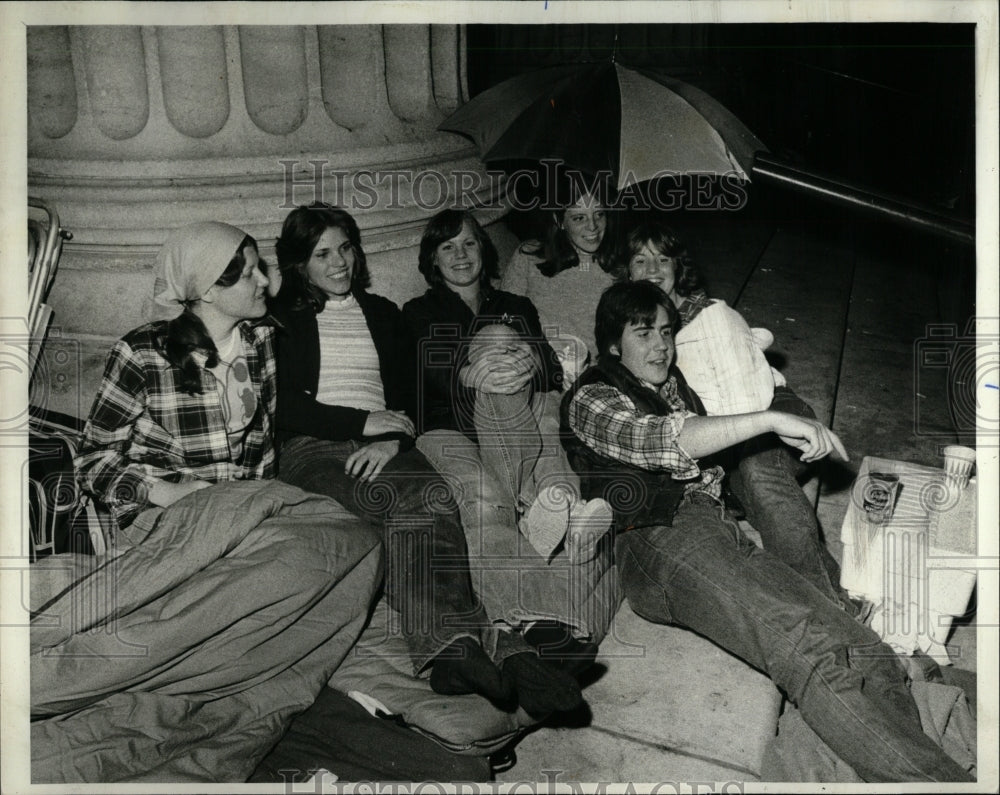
[25,199,108,556]
[27,197,72,383]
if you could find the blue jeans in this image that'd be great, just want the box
[279,436,491,672]
[726,386,846,604]
[473,387,579,515]
[615,494,971,783]
[417,428,618,645]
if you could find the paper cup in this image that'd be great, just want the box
[942,445,976,489]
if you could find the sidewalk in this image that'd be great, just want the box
[497,199,978,783]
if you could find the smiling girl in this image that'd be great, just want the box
[500,175,617,366]
[270,203,509,703]
[402,209,617,718]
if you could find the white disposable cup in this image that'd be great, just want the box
[942,445,976,489]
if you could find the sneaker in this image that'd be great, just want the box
[566,498,614,565]
[521,485,572,559]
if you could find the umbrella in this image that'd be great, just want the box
[439,61,766,189]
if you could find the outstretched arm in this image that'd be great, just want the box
[567,381,847,478]
[679,411,848,463]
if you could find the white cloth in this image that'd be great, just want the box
[839,457,978,664]
[674,299,777,416]
[153,221,248,314]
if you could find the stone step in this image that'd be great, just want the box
[498,605,779,783]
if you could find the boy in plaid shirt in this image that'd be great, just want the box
[559,281,971,783]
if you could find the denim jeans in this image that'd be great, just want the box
[473,387,579,516]
[615,494,971,783]
[418,428,618,647]
[279,436,491,672]
[725,386,846,604]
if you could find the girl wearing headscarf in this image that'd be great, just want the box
[76,221,278,522]
[36,222,383,783]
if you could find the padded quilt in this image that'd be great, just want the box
[29,480,382,783]
[330,595,535,755]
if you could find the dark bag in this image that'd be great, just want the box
[28,410,106,560]
[249,687,492,784]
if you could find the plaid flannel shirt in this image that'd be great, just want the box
[674,288,714,327]
[75,319,277,529]
[566,374,724,499]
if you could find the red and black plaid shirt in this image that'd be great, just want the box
[75,319,277,529]
[565,374,725,500]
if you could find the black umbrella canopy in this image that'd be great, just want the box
[441,61,765,187]
[482,63,623,177]
[442,58,972,244]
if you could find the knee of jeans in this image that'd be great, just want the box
[847,639,909,683]
[766,609,858,702]
[469,324,522,368]
[617,537,674,625]
[782,616,908,710]
[739,448,798,485]
[771,387,817,419]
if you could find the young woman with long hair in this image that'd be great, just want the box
[43,222,383,782]
[271,203,589,715]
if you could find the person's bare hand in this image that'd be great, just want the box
[345,440,400,482]
[362,410,415,437]
[460,346,536,394]
[771,412,849,463]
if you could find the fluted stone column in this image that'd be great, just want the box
[27,24,510,418]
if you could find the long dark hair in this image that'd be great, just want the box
[274,202,371,312]
[418,209,499,288]
[525,173,617,278]
[594,281,680,361]
[615,218,702,297]
[163,235,257,394]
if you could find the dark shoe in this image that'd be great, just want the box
[501,651,583,719]
[429,637,507,702]
[523,621,599,675]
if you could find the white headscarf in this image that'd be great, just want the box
[153,222,250,316]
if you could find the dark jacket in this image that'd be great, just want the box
[401,283,563,435]
[271,289,415,449]
[560,357,705,533]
